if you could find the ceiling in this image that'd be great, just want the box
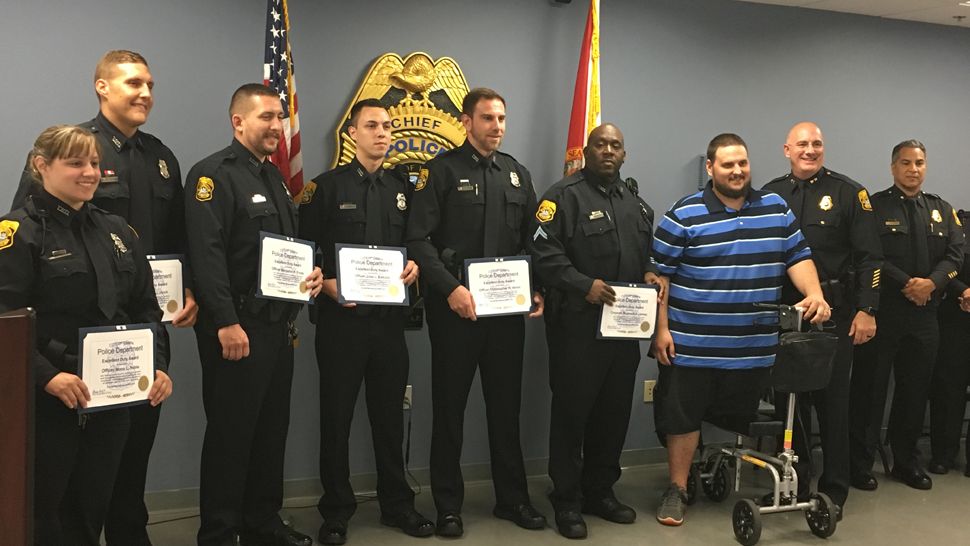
[734,0,970,28]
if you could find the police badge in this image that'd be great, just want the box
[931,209,943,223]
[158,159,170,179]
[510,172,520,188]
[819,195,834,211]
[397,192,407,211]
[110,233,128,254]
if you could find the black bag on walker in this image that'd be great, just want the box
[770,331,839,393]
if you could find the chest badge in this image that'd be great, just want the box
[510,172,521,188]
[396,192,407,211]
[818,195,833,211]
[0,219,19,251]
[158,159,170,179]
[195,176,214,202]
[931,209,943,223]
[110,233,128,254]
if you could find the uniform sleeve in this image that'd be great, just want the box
[9,156,36,212]
[640,199,659,276]
[405,164,460,298]
[165,156,193,292]
[518,166,542,291]
[184,167,238,328]
[783,207,812,267]
[528,187,594,296]
[124,225,169,372]
[298,178,333,277]
[0,219,61,387]
[929,201,965,291]
[848,187,882,310]
[653,208,688,277]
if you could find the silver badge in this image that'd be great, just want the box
[159,159,170,179]
[510,172,521,188]
[396,192,407,211]
[110,233,128,254]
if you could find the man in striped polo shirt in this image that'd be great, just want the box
[651,133,830,526]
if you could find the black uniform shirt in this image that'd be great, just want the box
[940,210,970,319]
[0,190,165,387]
[870,185,964,309]
[11,113,185,257]
[764,167,882,311]
[529,168,657,310]
[405,140,538,298]
[184,138,299,329]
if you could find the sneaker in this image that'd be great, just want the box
[656,484,687,526]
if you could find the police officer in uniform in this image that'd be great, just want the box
[928,208,970,476]
[530,124,660,539]
[849,140,963,490]
[9,51,195,545]
[185,84,322,546]
[298,99,432,545]
[0,124,171,545]
[763,122,881,515]
[405,88,546,537]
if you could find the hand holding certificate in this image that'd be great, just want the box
[598,283,659,340]
[257,232,316,303]
[78,324,156,413]
[465,256,534,317]
[335,244,409,305]
[147,254,184,322]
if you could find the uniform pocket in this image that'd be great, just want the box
[579,217,618,257]
[505,190,526,230]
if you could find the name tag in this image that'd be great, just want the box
[339,202,358,210]
[589,210,604,220]
[101,176,119,183]
[251,193,267,203]
[48,249,73,260]
[884,219,900,226]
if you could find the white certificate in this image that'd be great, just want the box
[257,232,315,303]
[464,256,533,317]
[597,283,659,340]
[335,244,408,306]
[147,254,183,322]
[78,324,156,413]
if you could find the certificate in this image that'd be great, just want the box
[78,324,156,413]
[147,254,183,322]
[335,244,409,306]
[464,256,533,317]
[256,232,315,303]
[597,283,659,340]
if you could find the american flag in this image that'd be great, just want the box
[263,0,303,199]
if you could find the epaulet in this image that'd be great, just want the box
[139,130,165,147]
[560,171,586,188]
[766,173,790,185]
[871,187,892,197]
[81,118,99,133]
[922,191,942,200]
[494,150,519,163]
[824,169,864,190]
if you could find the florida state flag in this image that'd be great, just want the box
[563,0,601,176]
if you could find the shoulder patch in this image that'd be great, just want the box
[415,168,429,192]
[857,189,872,211]
[536,200,557,223]
[195,176,214,202]
[0,219,19,251]
[299,181,318,205]
[954,208,962,227]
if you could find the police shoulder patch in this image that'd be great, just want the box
[536,200,557,223]
[0,219,19,251]
[195,176,214,202]
[857,189,872,212]
[415,168,429,192]
[953,208,962,227]
[299,181,318,205]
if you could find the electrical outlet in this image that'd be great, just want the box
[643,380,656,403]
[403,384,413,410]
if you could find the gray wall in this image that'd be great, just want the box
[3,0,968,494]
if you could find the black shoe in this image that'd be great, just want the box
[927,460,950,475]
[380,508,434,537]
[554,510,587,539]
[317,521,347,546]
[493,503,547,529]
[834,504,843,523]
[581,496,636,524]
[435,513,463,538]
[891,467,933,490]
[243,527,311,546]
[850,473,878,491]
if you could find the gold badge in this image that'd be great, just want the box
[0,219,19,251]
[857,189,872,212]
[818,195,833,211]
[931,209,943,223]
[299,181,317,205]
[954,209,963,227]
[195,176,214,202]
[510,172,521,188]
[110,233,128,254]
[396,192,407,211]
[158,159,170,179]
[536,200,557,223]
[415,168,429,191]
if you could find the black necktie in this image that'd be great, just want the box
[81,215,118,318]
[128,140,155,250]
[791,178,806,220]
[260,167,295,236]
[364,174,382,245]
[482,160,502,256]
[905,199,930,275]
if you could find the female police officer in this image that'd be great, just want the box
[0,125,171,545]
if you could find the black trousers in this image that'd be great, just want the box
[196,317,294,546]
[315,306,414,522]
[850,307,939,475]
[34,394,129,546]
[545,309,639,512]
[779,308,853,506]
[929,312,970,466]
[424,295,530,515]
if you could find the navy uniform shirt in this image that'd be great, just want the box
[405,140,538,298]
[529,169,656,313]
[764,167,882,312]
[0,191,166,387]
[940,210,970,320]
[184,139,299,329]
[870,185,964,309]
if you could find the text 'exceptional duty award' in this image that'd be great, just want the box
[598,283,659,340]
[78,324,156,413]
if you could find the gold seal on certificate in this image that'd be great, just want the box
[147,255,184,323]
[79,324,156,413]
[257,232,316,303]
[464,256,534,317]
[335,244,409,306]
[598,283,659,340]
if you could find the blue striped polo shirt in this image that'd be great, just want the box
[653,182,811,369]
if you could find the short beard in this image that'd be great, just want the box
[714,178,751,199]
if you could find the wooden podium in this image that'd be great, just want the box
[0,308,34,545]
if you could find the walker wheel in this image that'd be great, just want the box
[805,492,837,538]
[732,498,762,546]
[686,463,700,505]
[703,461,730,502]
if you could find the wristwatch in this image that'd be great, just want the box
[859,306,877,317]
